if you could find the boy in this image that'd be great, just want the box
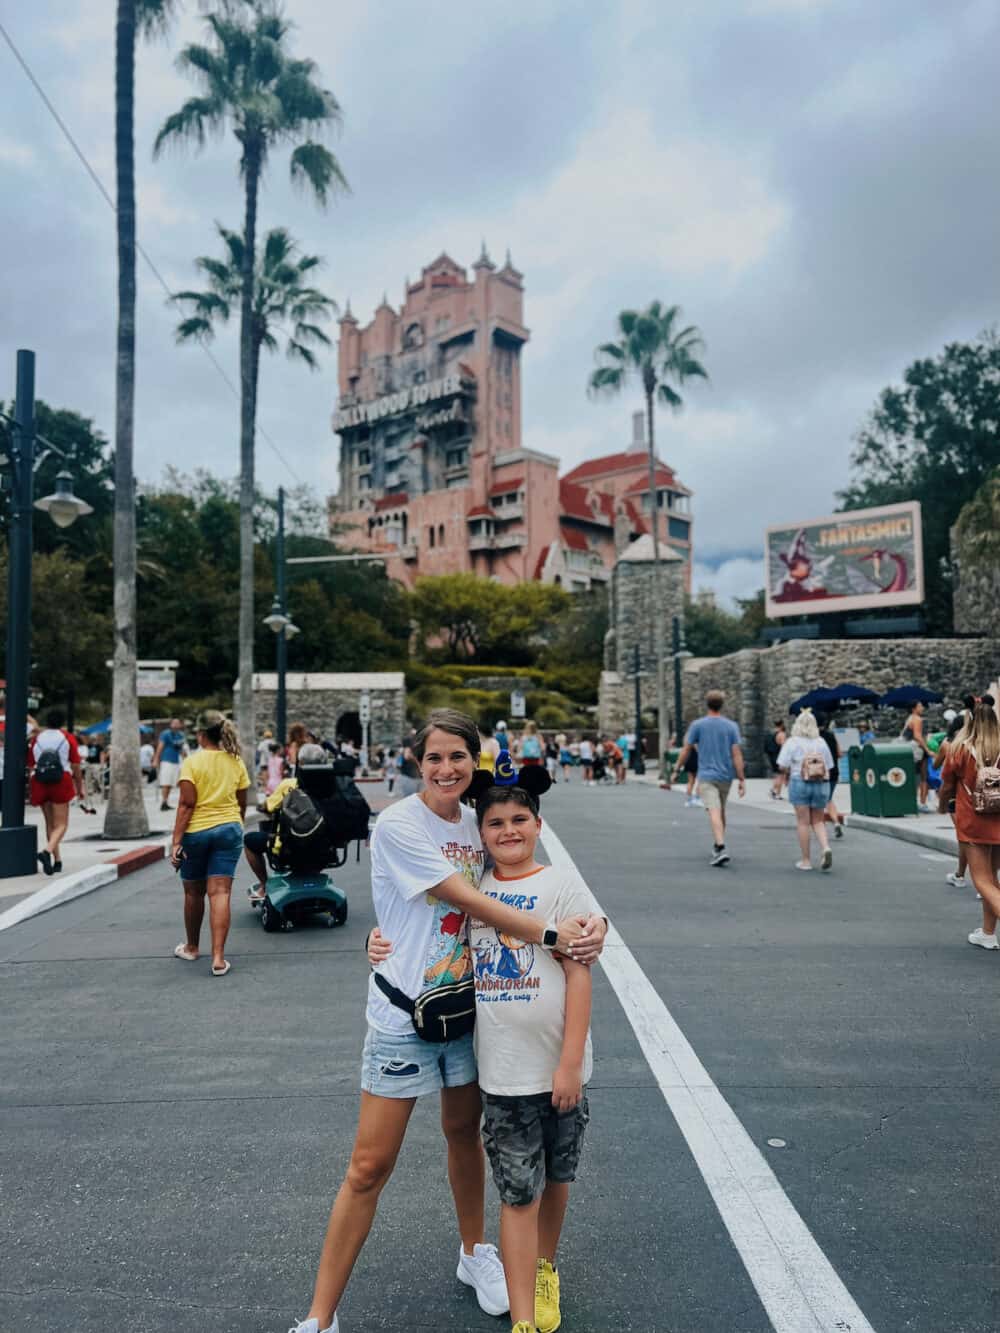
[471,785,596,1333]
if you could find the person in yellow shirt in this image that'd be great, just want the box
[170,711,250,977]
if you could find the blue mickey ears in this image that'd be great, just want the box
[494,748,517,786]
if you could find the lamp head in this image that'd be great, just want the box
[262,597,290,634]
[34,471,93,529]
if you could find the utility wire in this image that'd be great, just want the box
[0,17,305,484]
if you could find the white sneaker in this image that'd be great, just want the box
[967,928,998,950]
[710,849,730,867]
[287,1317,338,1333]
[945,873,967,888]
[457,1242,509,1315]
[685,797,695,807]
[795,860,812,871]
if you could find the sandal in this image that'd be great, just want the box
[211,960,231,977]
[174,943,199,962]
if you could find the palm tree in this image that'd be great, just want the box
[172,224,336,390]
[589,302,707,775]
[105,0,178,840]
[154,0,347,758]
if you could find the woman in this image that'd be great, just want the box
[170,711,250,976]
[30,708,85,874]
[545,733,560,783]
[766,720,786,800]
[286,721,308,772]
[777,710,835,871]
[817,713,846,839]
[936,711,970,889]
[287,709,607,1333]
[557,732,572,782]
[477,726,499,776]
[519,719,543,766]
[902,701,932,811]
[579,734,594,785]
[939,701,1000,949]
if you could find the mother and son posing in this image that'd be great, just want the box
[289,708,608,1333]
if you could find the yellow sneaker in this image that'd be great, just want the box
[535,1258,561,1332]
[512,1323,536,1333]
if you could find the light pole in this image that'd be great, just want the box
[1,350,93,878]
[262,486,300,747]
[629,642,647,774]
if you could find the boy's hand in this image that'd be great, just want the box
[367,926,393,965]
[552,1061,583,1112]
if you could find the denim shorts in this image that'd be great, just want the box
[788,777,830,809]
[180,821,243,880]
[361,1026,478,1099]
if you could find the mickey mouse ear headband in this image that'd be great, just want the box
[467,747,552,806]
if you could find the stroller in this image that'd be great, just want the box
[257,760,372,933]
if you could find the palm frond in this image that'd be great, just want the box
[656,382,683,410]
[588,365,625,398]
[286,340,320,369]
[289,141,349,205]
[136,0,180,40]
[153,96,223,155]
[175,315,215,344]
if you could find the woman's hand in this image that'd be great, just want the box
[367,926,393,966]
[560,913,607,965]
[170,843,184,869]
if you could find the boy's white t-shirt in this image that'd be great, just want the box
[470,865,596,1097]
[366,794,485,1035]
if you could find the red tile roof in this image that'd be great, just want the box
[623,467,682,495]
[622,497,648,534]
[558,479,613,526]
[374,492,408,511]
[533,544,550,580]
[562,449,650,483]
[466,504,495,519]
[489,476,524,495]
[559,523,590,552]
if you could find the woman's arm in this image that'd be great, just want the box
[432,871,586,954]
[236,787,248,819]
[71,762,84,801]
[170,780,197,866]
[552,958,592,1111]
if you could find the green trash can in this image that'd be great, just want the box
[848,745,868,815]
[865,742,918,817]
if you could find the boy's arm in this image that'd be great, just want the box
[552,958,592,1112]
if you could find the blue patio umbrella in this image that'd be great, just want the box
[79,717,154,735]
[878,685,944,708]
[790,683,879,715]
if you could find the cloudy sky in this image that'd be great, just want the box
[2,0,998,603]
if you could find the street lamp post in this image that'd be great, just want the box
[672,614,693,746]
[1,350,92,878]
[263,487,299,747]
[630,642,646,774]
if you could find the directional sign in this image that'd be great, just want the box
[359,691,371,723]
[510,690,526,719]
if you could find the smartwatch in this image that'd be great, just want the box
[541,923,559,951]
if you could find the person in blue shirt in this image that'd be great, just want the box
[154,718,189,812]
[859,718,876,745]
[672,690,745,867]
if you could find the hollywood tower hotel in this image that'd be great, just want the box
[330,249,693,588]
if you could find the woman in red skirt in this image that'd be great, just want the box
[30,709,84,874]
[939,700,1000,950]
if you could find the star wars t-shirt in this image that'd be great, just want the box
[470,865,596,1096]
[366,794,485,1036]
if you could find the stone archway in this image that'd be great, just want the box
[336,710,363,747]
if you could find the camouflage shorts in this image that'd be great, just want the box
[481,1090,590,1206]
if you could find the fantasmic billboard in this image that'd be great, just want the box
[765,501,924,619]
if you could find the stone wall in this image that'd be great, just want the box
[684,637,1000,776]
[252,685,406,750]
[951,483,1000,635]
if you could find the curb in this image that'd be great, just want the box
[843,813,957,856]
[0,844,165,933]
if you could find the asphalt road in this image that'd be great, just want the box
[1,782,997,1332]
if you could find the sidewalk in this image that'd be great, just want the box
[0,782,171,924]
[634,770,958,855]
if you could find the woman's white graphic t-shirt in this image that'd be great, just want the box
[366,795,485,1035]
[470,865,597,1096]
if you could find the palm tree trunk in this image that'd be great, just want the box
[105,0,149,839]
[236,145,261,767]
[645,385,669,779]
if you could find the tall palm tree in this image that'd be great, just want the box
[105,0,178,840]
[172,224,336,389]
[154,0,347,758]
[589,302,707,775]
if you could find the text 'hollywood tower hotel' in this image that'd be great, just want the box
[330,249,693,588]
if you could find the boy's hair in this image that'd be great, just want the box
[476,784,540,823]
[705,689,725,712]
[413,709,481,762]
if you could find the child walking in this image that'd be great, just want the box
[471,784,596,1333]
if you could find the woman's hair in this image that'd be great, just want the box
[946,711,967,742]
[413,709,480,762]
[45,708,65,729]
[791,710,819,740]
[287,722,308,746]
[476,784,540,823]
[297,742,327,765]
[523,720,538,735]
[195,709,240,756]
[953,702,1000,764]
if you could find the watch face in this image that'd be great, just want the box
[543,927,558,948]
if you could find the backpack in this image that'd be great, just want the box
[964,748,1000,815]
[35,745,65,784]
[801,747,828,782]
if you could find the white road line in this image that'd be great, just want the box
[541,818,876,1333]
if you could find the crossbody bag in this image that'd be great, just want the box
[373,971,476,1043]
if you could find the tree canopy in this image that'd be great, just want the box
[838,330,1000,631]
